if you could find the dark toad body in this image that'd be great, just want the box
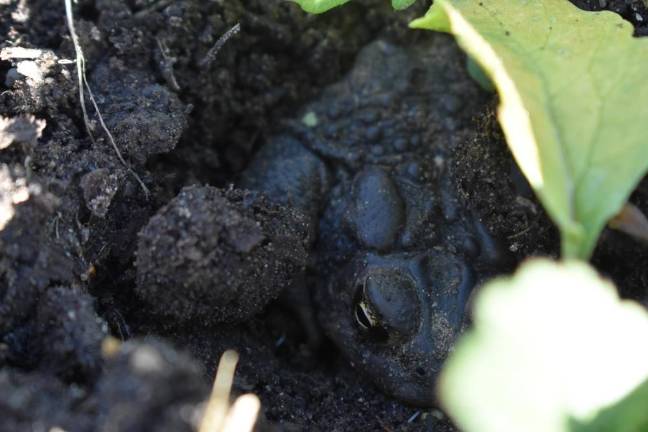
[241,38,501,406]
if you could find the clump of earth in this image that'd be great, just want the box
[1,1,647,431]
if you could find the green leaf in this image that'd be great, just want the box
[570,379,648,432]
[392,0,417,10]
[439,259,648,432]
[289,0,416,13]
[288,0,351,13]
[411,0,648,258]
[466,56,494,92]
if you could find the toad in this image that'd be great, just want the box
[241,38,502,406]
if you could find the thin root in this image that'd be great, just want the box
[64,0,150,197]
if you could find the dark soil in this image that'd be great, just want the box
[1,1,648,431]
[571,0,648,35]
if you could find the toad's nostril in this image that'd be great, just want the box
[415,367,426,377]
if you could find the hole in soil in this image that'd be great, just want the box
[0,60,11,91]
[77,204,92,225]
[0,272,7,298]
[78,2,100,21]
[415,367,426,377]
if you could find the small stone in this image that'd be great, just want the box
[16,60,42,82]
[371,145,385,156]
[393,137,408,151]
[365,125,382,141]
[406,162,421,178]
[440,94,463,114]
[301,111,319,127]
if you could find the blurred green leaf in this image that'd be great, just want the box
[392,0,417,10]
[290,0,416,13]
[440,259,648,432]
[411,0,648,258]
[288,0,351,13]
[570,378,648,432]
[466,56,494,92]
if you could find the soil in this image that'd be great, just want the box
[1,1,647,431]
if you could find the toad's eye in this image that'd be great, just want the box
[355,298,378,330]
[353,289,389,343]
[353,269,420,341]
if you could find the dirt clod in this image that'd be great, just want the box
[31,286,107,381]
[96,338,209,432]
[136,185,310,324]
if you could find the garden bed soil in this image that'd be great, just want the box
[1,1,647,431]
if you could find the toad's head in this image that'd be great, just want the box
[317,250,475,406]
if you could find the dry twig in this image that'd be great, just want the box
[200,23,241,69]
[199,350,260,432]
